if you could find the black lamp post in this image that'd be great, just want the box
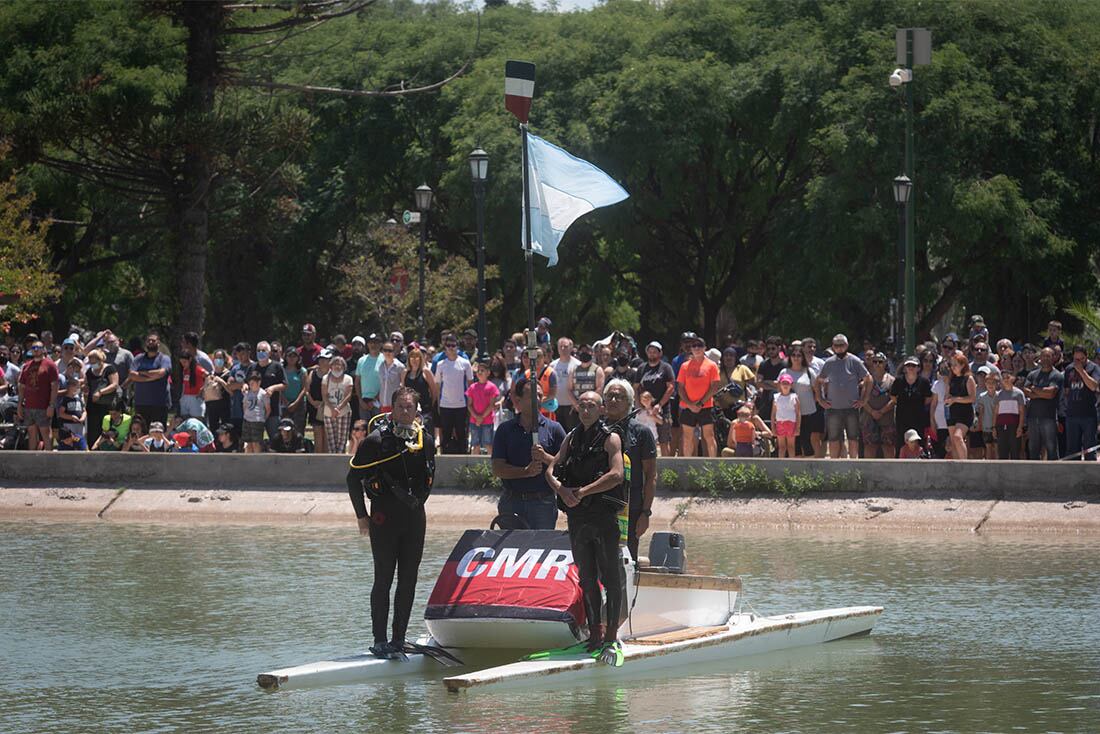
[469,147,489,360]
[414,183,433,344]
[892,174,913,355]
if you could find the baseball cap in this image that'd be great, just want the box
[977,365,991,375]
[351,336,366,346]
[970,314,985,324]
[318,348,334,360]
[680,331,699,342]
[149,422,165,433]
[278,418,295,430]
[903,356,920,367]
[646,341,663,352]
[778,373,794,384]
[904,429,921,444]
[367,333,382,342]
[463,328,478,338]
[62,337,77,347]
[537,317,552,328]
[390,331,403,341]
[302,323,316,333]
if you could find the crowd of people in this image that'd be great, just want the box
[1,314,1097,461]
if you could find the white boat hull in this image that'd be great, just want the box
[443,605,883,693]
[257,648,445,690]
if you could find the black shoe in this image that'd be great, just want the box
[370,641,399,660]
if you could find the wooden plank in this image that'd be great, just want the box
[636,571,742,592]
[630,625,729,646]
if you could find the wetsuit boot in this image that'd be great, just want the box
[584,622,605,653]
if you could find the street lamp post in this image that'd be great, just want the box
[893,175,912,355]
[414,183,433,344]
[468,148,489,360]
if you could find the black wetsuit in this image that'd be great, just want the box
[555,420,627,642]
[347,422,436,645]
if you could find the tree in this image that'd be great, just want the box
[0,144,57,330]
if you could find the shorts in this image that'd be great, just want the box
[679,408,714,427]
[982,431,996,446]
[825,408,860,442]
[670,398,680,428]
[22,408,49,429]
[720,443,754,458]
[801,409,824,435]
[656,418,672,444]
[775,420,797,438]
[968,430,985,449]
[861,415,896,447]
[469,422,494,448]
[242,420,266,443]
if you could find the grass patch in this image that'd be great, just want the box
[676,463,864,499]
[453,461,503,492]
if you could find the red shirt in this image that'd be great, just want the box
[676,357,720,408]
[19,357,60,409]
[298,342,322,369]
[181,365,208,396]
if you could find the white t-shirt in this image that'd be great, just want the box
[931,379,949,429]
[437,356,473,409]
[324,373,353,418]
[243,387,269,422]
[779,367,817,415]
[550,356,580,406]
[774,392,799,423]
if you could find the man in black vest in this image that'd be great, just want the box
[545,390,626,665]
[347,386,436,659]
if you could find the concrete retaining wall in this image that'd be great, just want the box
[0,452,1097,496]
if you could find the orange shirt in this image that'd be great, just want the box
[732,420,756,444]
[677,357,720,408]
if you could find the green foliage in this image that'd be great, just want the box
[453,460,503,492]
[0,143,57,329]
[659,467,682,491]
[680,462,864,498]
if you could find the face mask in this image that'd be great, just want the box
[91,363,103,374]
[578,352,592,363]
[331,369,344,378]
[257,351,269,361]
[214,358,225,368]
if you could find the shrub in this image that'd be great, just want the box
[659,467,683,491]
[453,461,502,492]
[674,463,864,498]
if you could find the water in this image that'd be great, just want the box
[2,521,1098,733]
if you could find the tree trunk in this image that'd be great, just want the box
[172,1,225,339]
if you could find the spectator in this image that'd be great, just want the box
[488,353,513,428]
[594,342,614,382]
[282,347,308,435]
[56,426,87,451]
[928,361,952,458]
[535,316,553,348]
[801,337,826,373]
[635,342,674,457]
[143,422,174,452]
[332,333,351,360]
[347,418,369,455]
[182,331,214,372]
[781,347,821,457]
[251,340,287,439]
[461,328,480,362]
[377,341,406,414]
[322,355,354,453]
[92,426,124,451]
[891,356,932,458]
[939,334,959,363]
[356,333,383,421]
[491,376,566,530]
[177,351,207,420]
[740,339,764,371]
[101,332,134,393]
[298,323,322,369]
[123,414,149,452]
[1062,344,1100,459]
[83,349,119,446]
[1043,320,1064,352]
[128,332,172,427]
[967,315,989,349]
[203,349,232,430]
[550,337,580,431]
[270,417,309,453]
[815,334,872,460]
[636,390,662,443]
[306,349,331,454]
[436,335,474,454]
[17,340,59,451]
[241,373,270,454]
[918,350,938,383]
[0,344,19,398]
[720,347,757,402]
[944,352,977,461]
[974,369,1000,460]
[501,338,521,374]
[722,404,772,457]
[174,416,217,453]
[771,374,800,458]
[860,352,895,458]
[755,336,788,424]
[996,339,1023,376]
[995,372,1026,459]
[224,343,251,433]
[402,343,437,433]
[390,331,407,364]
[898,429,923,459]
[57,376,86,441]
[1024,347,1063,460]
[676,335,722,457]
[466,360,500,455]
[214,423,239,453]
[969,342,1000,378]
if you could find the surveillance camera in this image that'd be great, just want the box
[889,68,912,87]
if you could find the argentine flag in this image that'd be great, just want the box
[523,133,629,266]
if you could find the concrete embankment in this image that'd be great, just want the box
[1,453,1098,533]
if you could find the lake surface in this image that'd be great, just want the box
[2,521,1097,733]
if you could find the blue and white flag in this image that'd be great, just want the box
[523,133,629,266]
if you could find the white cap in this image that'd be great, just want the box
[351,336,366,346]
[646,341,663,352]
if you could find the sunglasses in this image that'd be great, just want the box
[690,344,705,350]
[383,348,394,353]
[445,344,458,349]
[31,345,43,351]
[974,348,988,353]
[873,360,886,364]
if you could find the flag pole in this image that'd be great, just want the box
[521,122,539,442]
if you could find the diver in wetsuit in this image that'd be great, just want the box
[544,390,627,665]
[347,386,436,659]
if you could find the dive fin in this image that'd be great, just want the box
[596,641,624,667]
[402,642,465,667]
[522,641,592,661]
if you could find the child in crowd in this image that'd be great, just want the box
[975,369,999,460]
[771,373,800,458]
[466,360,500,455]
[143,421,173,452]
[994,371,1027,460]
[92,427,122,451]
[898,429,924,459]
[124,415,148,451]
[241,373,270,453]
[722,404,772,458]
[101,398,133,445]
[636,391,662,443]
[57,378,86,440]
[57,426,87,451]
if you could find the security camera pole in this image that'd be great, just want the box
[893,28,931,356]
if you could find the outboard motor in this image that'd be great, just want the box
[647,531,686,574]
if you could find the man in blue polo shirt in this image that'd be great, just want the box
[129,332,172,426]
[491,376,566,530]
